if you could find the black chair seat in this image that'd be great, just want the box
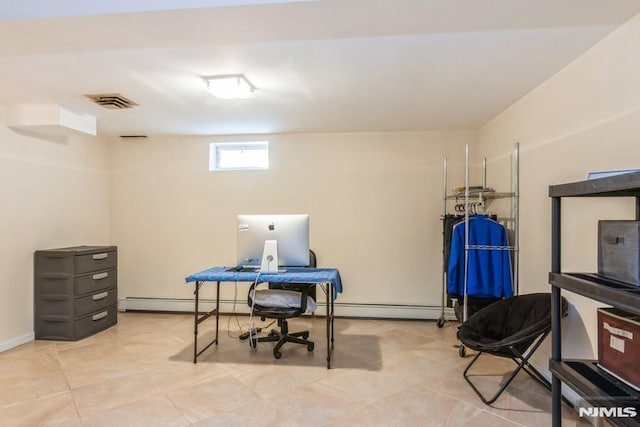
[457,292,568,404]
[251,304,302,318]
[247,250,317,360]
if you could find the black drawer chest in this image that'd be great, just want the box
[34,245,118,340]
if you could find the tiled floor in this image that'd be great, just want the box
[0,313,579,426]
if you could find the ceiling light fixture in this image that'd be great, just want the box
[203,74,256,99]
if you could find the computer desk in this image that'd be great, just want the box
[185,266,343,369]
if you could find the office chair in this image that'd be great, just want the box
[247,250,317,359]
[456,292,568,404]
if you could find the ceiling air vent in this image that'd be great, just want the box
[85,93,138,109]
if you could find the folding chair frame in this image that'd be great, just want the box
[462,329,551,405]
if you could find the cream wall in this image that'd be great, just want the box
[111,131,474,317]
[0,117,111,350]
[477,13,640,366]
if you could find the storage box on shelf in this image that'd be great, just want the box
[34,245,118,340]
[599,220,640,286]
[598,307,640,391]
[549,171,640,427]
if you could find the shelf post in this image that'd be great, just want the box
[551,195,562,427]
[513,142,519,295]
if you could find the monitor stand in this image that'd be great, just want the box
[260,240,279,273]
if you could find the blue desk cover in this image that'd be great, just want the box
[185,267,343,298]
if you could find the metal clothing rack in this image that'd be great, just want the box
[437,142,520,343]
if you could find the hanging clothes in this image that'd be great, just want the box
[442,214,465,270]
[447,214,513,299]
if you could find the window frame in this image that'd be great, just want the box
[209,141,269,171]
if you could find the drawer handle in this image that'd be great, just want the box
[92,253,109,260]
[605,236,625,245]
[92,311,108,321]
[92,291,109,301]
[92,272,108,280]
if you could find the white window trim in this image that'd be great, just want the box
[209,141,269,171]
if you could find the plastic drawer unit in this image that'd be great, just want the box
[34,245,118,340]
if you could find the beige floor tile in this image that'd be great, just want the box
[0,391,82,427]
[419,361,518,408]
[63,352,143,389]
[0,347,62,375]
[0,340,58,360]
[236,363,330,399]
[80,395,189,427]
[315,364,412,404]
[191,401,289,427]
[1,313,581,426]
[0,368,69,406]
[333,384,484,427]
[166,375,264,423]
[377,347,465,385]
[53,328,120,352]
[460,410,523,426]
[71,372,161,417]
[265,381,369,426]
[145,361,230,393]
[485,383,577,426]
[56,339,129,368]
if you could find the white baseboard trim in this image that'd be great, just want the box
[0,332,34,353]
[119,297,457,320]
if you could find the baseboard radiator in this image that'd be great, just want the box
[118,297,457,320]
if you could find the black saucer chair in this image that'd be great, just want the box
[456,292,568,405]
[247,250,317,359]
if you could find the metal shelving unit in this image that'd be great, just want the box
[549,171,640,427]
[438,142,519,332]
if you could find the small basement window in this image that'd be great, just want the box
[209,141,269,171]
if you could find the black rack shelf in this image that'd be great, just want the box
[549,171,640,198]
[549,360,640,427]
[549,170,640,426]
[549,273,640,316]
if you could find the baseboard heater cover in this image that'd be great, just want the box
[118,297,456,320]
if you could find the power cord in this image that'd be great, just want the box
[223,272,277,344]
[226,280,243,339]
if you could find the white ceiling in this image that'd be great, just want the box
[0,0,639,136]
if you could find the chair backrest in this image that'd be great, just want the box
[462,293,567,342]
[268,249,317,301]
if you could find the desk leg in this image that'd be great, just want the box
[326,282,334,369]
[193,280,220,364]
[330,283,335,348]
[193,281,202,363]
[215,280,220,346]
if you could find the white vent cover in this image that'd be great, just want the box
[85,93,138,109]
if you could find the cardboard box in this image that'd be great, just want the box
[598,307,640,390]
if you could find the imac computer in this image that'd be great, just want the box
[235,214,310,271]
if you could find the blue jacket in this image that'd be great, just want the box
[447,214,513,298]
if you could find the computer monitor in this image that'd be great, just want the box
[236,214,310,268]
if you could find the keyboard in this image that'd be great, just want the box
[225,266,259,273]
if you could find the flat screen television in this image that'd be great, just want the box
[236,214,310,269]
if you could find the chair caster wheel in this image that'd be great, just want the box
[269,330,278,337]
[459,345,466,357]
[307,343,315,352]
[302,333,309,339]
[436,317,445,328]
[273,350,282,359]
